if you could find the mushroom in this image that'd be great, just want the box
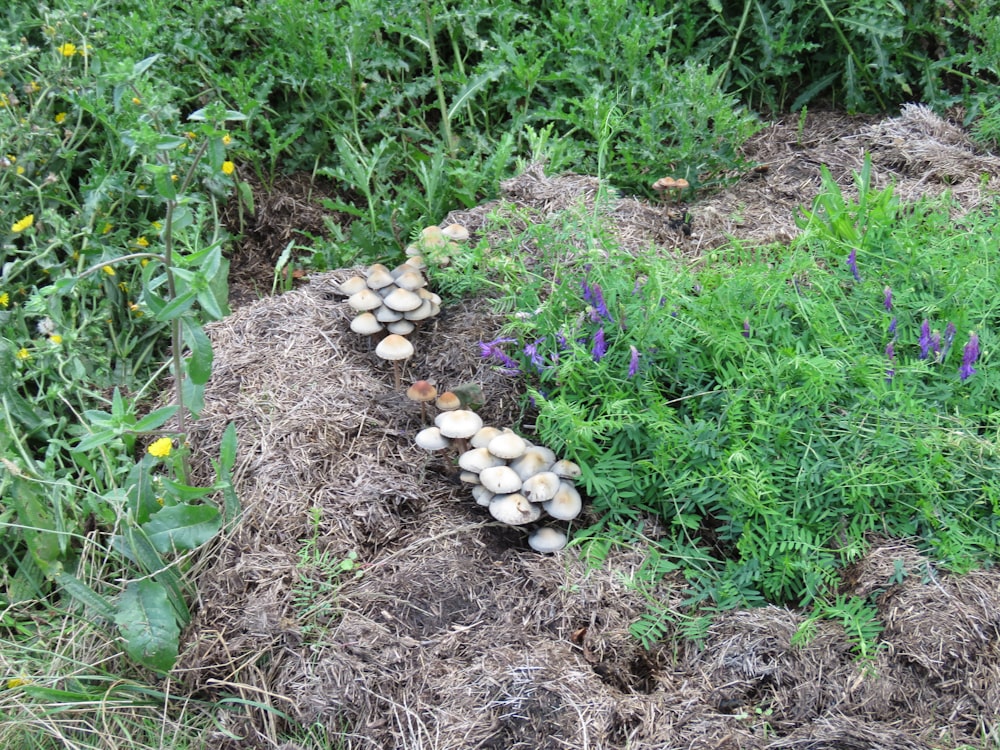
[406,380,438,423]
[551,459,582,480]
[528,527,568,553]
[471,426,504,449]
[489,493,542,525]
[487,431,527,461]
[509,447,554,481]
[365,264,396,290]
[435,409,483,453]
[348,288,383,312]
[383,287,423,313]
[375,333,414,390]
[435,391,461,412]
[458,447,506,474]
[415,426,450,452]
[387,319,416,336]
[543,481,582,521]
[459,470,481,485]
[478,465,522,495]
[521,471,561,503]
[393,269,427,291]
[338,275,368,296]
[471,485,494,507]
[350,312,383,337]
[441,223,470,241]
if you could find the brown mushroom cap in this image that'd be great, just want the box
[435,391,461,411]
[350,312,384,336]
[479,465,522,494]
[375,333,414,362]
[489,493,542,525]
[339,275,368,296]
[406,380,438,404]
[383,287,423,312]
[348,288,384,312]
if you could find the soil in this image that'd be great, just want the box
[181,105,1000,749]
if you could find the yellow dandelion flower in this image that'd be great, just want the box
[54,112,66,124]
[170,174,178,182]
[131,96,141,105]
[12,214,34,233]
[140,258,150,267]
[222,134,231,145]
[28,81,40,93]
[6,677,31,689]
[16,166,24,175]
[58,43,77,57]
[147,437,173,458]
[184,131,196,139]
[156,497,165,506]
[49,334,62,345]
[0,94,7,108]
[221,160,235,175]
[135,236,149,248]
[102,265,115,276]
[150,221,162,231]
[0,292,8,307]
[16,348,31,361]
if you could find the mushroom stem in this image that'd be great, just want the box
[393,361,401,391]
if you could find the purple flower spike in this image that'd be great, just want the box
[941,322,957,361]
[591,327,607,362]
[628,345,640,378]
[524,338,546,372]
[918,320,932,360]
[847,248,861,281]
[959,331,980,381]
[479,337,520,372]
[883,286,893,312]
[580,279,593,305]
[888,317,897,338]
[591,282,612,322]
[742,319,751,339]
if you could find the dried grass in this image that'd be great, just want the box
[179,107,1000,749]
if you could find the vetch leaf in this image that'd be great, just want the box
[115,580,180,673]
[181,319,213,385]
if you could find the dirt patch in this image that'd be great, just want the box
[181,106,1000,748]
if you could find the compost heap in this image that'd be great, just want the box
[180,105,1000,749]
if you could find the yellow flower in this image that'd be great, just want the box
[102,265,115,276]
[147,437,173,458]
[16,166,24,175]
[54,112,67,124]
[16,348,31,361]
[28,81,40,93]
[0,292,8,307]
[6,677,31,689]
[118,281,128,292]
[131,96,141,105]
[221,160,235,175]
[150,221,162,231]
[101,222,113,234]
[140,258,150,267]
[135,236,149,248]
[184,131,196,139]
[222,134,231,145]
[0,93,8,108]
[49,334,62,345]
[58,43,77,57]
[12,214,34,233]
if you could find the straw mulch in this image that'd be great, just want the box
[180,105,1000,749]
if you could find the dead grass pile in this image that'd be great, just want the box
[179,106,1000,748]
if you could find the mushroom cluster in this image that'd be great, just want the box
[405,223,470,267]
[337,259,443,389]
[415,414,582,553]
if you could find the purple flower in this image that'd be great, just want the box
[632,278,644,295]
[628,345,640,378]
[580,279,593,305]
[742,319,751,338]
[941,322,956,361]
[555,331,568,349]
[591,327,607,362]
[918,320,932,360]
[888,317,897,338]
[885,341,896,383]
[847,248,861,281]
[931,330,942,361]
[591,282,612,322]
[959,331,979,381]
[523,337,546,372]
[478,337,520,372]
[883,286,893,312]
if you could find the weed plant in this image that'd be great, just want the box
[449,164,998,653]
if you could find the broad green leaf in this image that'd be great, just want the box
[142,503,221,554]
[133,405,179,433]
[112,525,190,625]
[115,580,180,673]
[182,377,205,417]
[154,289,197,321]
[74,429,120,453]
[54,571,116,621]
[219,422,238,472]
[8,474,63,574]
[131,54,161,78]
[181,319,213,385]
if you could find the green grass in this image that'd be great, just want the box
[2,0,999,746]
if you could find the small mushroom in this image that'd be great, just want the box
[338,275,368,296]
[471,426,504,449]
[387,319,416,336]
[375,334,414,391]
[487,432,527,461]
[543,481,582,521]
[551,459,582,480]
[521,471,561,503]
[441,223,470,241]
[459,470,481,485]
[350,312,383,337]
[489,493,542,525]
[510,447,554,481]
[348,288,384,312]
[415,426,450,452]
[435,409,483,453]
[479,465,522,495]
[528,527,568,553]
[458,447,506,474]
[471,485,494,507]
[406,380,438,423]
[435,391,461,412]
[383,287,423,313]
[366,264,396,290]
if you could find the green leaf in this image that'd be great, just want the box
[73,429,120,453]
[219,422,238,472]
[131,54,161,78]
[54,571,116,621]
[142,503,221,554]
[115,580,180,673]
[182,377,205,417]
[133,405,179,433]
[154,289,197,321]
[181,318,213,385]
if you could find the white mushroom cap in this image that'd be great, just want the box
[339,275,368,295]
[521,471,561,503]
[441,223,470,241]
[479,465,522,494]
[510,448,554,481]
[375,305,404,322]
[387,319,416,335]
[489,493,542,525]
[543,481,582,521]
[393,269,427,291]
[415,426,450,451]
[350,312,383,336]
[404,255,427,270]
[459,470,481,485]
[366,265,395,290]
[403,299,435,321]
[471,485,494,507]
[383,287,423,312]
[487,432,527,460]
[551,459,582,479]
[375,334,414,362]
[458,447,506,474]
[528,527,568,553]
[471,426,504,449]
[420,225,447,248]
[435,409,483,439]
[348,288,384,312]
